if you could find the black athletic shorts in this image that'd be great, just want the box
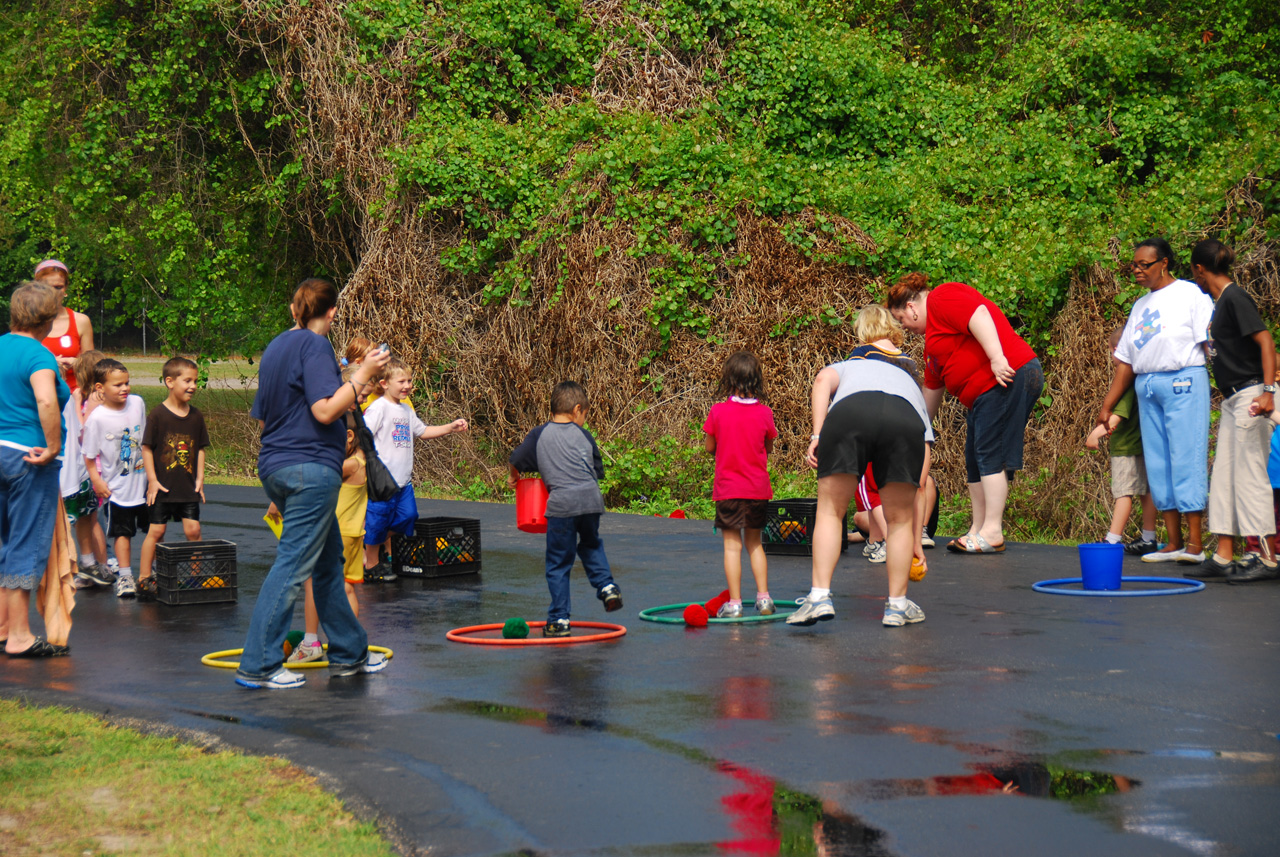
[816,392,927,487]
[147,500,201,526]
[103,501,150,539]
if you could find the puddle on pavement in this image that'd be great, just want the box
[440,699,1146,856]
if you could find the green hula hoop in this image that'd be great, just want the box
[638,601,800,625]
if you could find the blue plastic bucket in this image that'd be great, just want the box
[1079,543,1124,591]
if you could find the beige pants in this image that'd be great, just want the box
[1208,385,1276,537]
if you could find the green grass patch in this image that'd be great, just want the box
[0,697,396,857]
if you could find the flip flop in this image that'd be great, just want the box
[7,636,61,658]
[951,534,1005,554]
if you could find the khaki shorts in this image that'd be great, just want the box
[1111,454,1148,499]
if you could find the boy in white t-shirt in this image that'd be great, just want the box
[361,357,468,578]
[82,358,148,598]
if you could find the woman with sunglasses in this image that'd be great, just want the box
[1099,238,1214,563]
[32,260,94,393]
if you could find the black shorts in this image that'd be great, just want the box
[816,392,927,487]
[964,358,1044,482]
[148,500,201,526]
[103,502,150,539]
[714,498,769,531]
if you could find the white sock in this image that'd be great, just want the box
[807,587,830,601]
[1105,533,1123,544]
[119,566,133,578]
[1142,529,1156,542]
[79,554,95,568]
[302,633,319,645]
[888,596,908,610]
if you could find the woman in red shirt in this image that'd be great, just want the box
[887,273,1043,553]
[33,260,94,393]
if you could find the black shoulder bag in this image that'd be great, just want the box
[350,405,401,502]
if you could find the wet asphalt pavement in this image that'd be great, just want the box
[3,485,1278,857]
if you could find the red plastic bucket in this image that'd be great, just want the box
[516,478,549,533]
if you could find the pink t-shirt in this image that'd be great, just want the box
[703,399,778,501]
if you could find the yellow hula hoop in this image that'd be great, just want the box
[201,644,394,670]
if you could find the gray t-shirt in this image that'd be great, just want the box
[829,359,935,442]
[509,421,606,517]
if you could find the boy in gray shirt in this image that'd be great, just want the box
[508,382,622,637]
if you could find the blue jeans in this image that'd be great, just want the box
[0,446,61,591]
[237,463,369,681]
[545,514,614,621]
[1137,366,1209,513]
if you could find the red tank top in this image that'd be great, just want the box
[41,308,80,391]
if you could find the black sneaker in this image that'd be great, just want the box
[597,583,623,612]
[1227,553,1280,584]
[1123,538,1160,556]
[1186,555,1233,579]
[543,619,571,638]
[363,561,397,582]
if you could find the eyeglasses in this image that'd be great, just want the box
[1129,259,1161,272]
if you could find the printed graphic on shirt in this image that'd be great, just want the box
[160,434,197,477]
[107,425,145,474]
[392,420,411,448]
[1134,308,1161,350]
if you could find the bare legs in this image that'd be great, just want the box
[722,527,768,600]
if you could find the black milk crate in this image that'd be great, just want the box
[762,498,849,557]
[154,539,238,605]
[391,517,481,577]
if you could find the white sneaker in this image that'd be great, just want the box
[330,650,389,676]
[1176,550,1206,564]
[883,599,925,627]
[921,528,935,549]
[786,596,835,626]
[755,595,775,615]
[114,575,137,598]
[286,641,324,664]
[867,541,887,563]
[1141,549,1186,563]
[236,668,306,690]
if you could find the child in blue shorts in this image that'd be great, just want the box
[362,357,468,578]
[508,381,622,637]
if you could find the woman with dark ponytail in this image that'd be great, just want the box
[1189,239,1277,581]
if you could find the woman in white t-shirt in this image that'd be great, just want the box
[1099,238,1214,564]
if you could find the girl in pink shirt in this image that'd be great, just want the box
[703,352,778,617]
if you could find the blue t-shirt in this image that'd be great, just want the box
[0,333,70,449]
[251,328,345,478]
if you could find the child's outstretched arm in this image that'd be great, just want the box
[418,418,468,440]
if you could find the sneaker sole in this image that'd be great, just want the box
[235,677,305,689]
[883,614,925,627]
[786,610,835,626]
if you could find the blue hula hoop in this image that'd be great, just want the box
[1032,576,1205,596]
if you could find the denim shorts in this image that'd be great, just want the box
[0,446,62,590]
[964,358,1044,483]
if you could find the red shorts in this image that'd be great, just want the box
[854,464,881,512]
